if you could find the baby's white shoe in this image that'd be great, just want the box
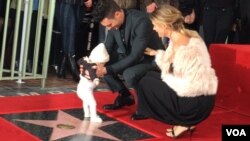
[90,115,103,123]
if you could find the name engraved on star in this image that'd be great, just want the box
[57,124,76,129]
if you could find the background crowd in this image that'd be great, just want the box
[0,0,249,82]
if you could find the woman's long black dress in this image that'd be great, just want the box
[137,71,216,126]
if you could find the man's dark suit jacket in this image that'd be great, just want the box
[104,9,164,75]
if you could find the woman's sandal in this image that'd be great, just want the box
[166,126,195,138]
[166,126,195,133]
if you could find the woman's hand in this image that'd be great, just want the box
[144,47,157,56]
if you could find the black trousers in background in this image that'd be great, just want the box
[203,6,234,47]
[239,22,250,44]
[238,0,250,44]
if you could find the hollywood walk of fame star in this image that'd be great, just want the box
[15,110,121,141]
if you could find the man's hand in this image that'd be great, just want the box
[84,0,92,9]
[146,2,157,13]
[184,9,195,24]
[95,63,107,77]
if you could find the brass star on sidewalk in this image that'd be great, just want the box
[15,110,121,141]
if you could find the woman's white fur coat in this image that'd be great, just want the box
[155,37,218,97]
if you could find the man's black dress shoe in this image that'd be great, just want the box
[103,95,135,110]
[131,112,149,120]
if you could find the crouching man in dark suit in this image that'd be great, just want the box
[92,0,163,117]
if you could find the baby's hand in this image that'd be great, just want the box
[80,65,84,75]
[93,78,100,86]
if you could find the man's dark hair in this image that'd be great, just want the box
[92,0,121,22]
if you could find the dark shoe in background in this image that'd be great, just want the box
[67,54,80,82]
[57,55,67,79]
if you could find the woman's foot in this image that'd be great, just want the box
[166,125,195,138]
[166,126,195,133]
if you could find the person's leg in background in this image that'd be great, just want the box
[214,8,234,43]
[239,20,250,44]
[50,0,63,75]
[27,6,38,72]
[58,2,79,82]
[239,0,250,44]
[203,5,234,47]
[202,7,217,48]
[0,0,6,54]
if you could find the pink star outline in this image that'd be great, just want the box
[15,110,121,141]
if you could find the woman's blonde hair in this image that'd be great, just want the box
[149,4,200,38]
